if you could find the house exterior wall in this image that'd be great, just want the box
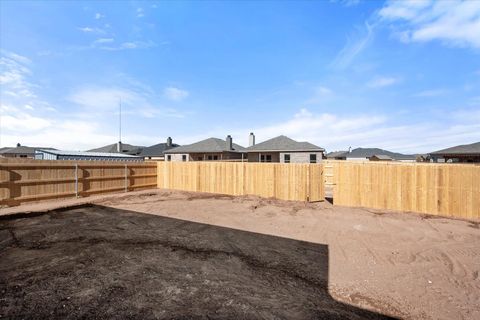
[165,152,246,162]
[248,151,323,163]
[247,152,280,163]
[2,153,34,158]
[346,157,369,161]
[279,152,323,163]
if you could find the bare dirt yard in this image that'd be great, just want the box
[1,189,479,319]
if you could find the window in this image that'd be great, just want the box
[198,157,203,161]
[284,154,290,163]
[167,155,171,161]
[208,155,213,161]
[20,155,27,158]
[182,155,187,162]
[260,154,272,163]
[310,154,317,163]
[213,155,218,160]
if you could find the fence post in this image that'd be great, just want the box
[74,164,79,198]
[124,164,128,192]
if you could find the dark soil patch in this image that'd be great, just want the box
[0,205,395,319]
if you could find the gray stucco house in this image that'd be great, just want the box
[164,136,246,161]
[246,134,324,163]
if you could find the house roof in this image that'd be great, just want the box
[326,151,348,158]
[371,154,393,160]
[345,148,415,160]
[38,149,141,158]
[430,141,480,155]
[165,137,246,154]
[87,143,144,155]
[0,146,56,154]
[139,143,180,157]
[246,135,324,152]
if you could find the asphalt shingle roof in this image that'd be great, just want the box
[326,151,348,158]
[246,135,324,152]
[139,143,180,157]
[430,142,480,155]
[371,154,393,160]
[87,143,144,155]
[38,149,140,158]
[343,148,415,160]
[0,146,56,154]
[166,138,245,154]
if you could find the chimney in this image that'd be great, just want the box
[117,141,122,153]
[166,137,172,147]
[226,135,233,150]
[17,143,21,147]
[348,146,351,153]
[249,132,255,147]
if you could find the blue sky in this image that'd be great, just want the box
[0,0,479,153]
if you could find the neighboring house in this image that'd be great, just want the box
[246,134,324,163]
[369,154,393,161]
[35,149,143,162]
[326,151,348,160]
[139,137,180,160]
[429,141,480,163]
[164,136,246,161]
[88,141,144,156]
[0,144,56,159]
[341,148,416,162]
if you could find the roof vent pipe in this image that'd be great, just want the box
[226,135,233,150]
[117,141,122,153]
[249,132,255,147]
[166,137,172,147]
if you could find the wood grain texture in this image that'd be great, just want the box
[157,162,324,202]
[326,160,480,219]
[0,158,157,206]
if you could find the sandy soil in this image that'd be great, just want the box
[1,189,479,319]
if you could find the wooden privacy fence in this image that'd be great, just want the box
[329,161,480,220]
[157,162,324,202]
[0,159,157,206]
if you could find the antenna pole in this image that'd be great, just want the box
[119,98,122,142]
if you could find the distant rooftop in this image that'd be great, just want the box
[0,146,56,154]
[247,135,324,152]
[430,142,480,155]
[166,137,245,154]
[139,142,180,157]
[87,143,144,155]
[37,149,141,158]
[342,148,415,160]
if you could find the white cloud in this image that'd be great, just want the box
[367,76,400,88]
[0,51,36,99]
[136,8,144,18]
[68,84,187,120]
[78,26,106,34]
[331,21,376,69]
[95,13,104,19]
[163,87,189,101]
[379,0,480,49]
[0,105,51,131]
[305,86,334,104]
[93,38,114,44]
[94,40,156,51]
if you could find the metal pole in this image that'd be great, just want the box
[74,164,78,198]
[124,164,128,192]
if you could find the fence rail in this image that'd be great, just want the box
[328,160,480,220]
[157,162,324,202]
[0,159,157,206]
